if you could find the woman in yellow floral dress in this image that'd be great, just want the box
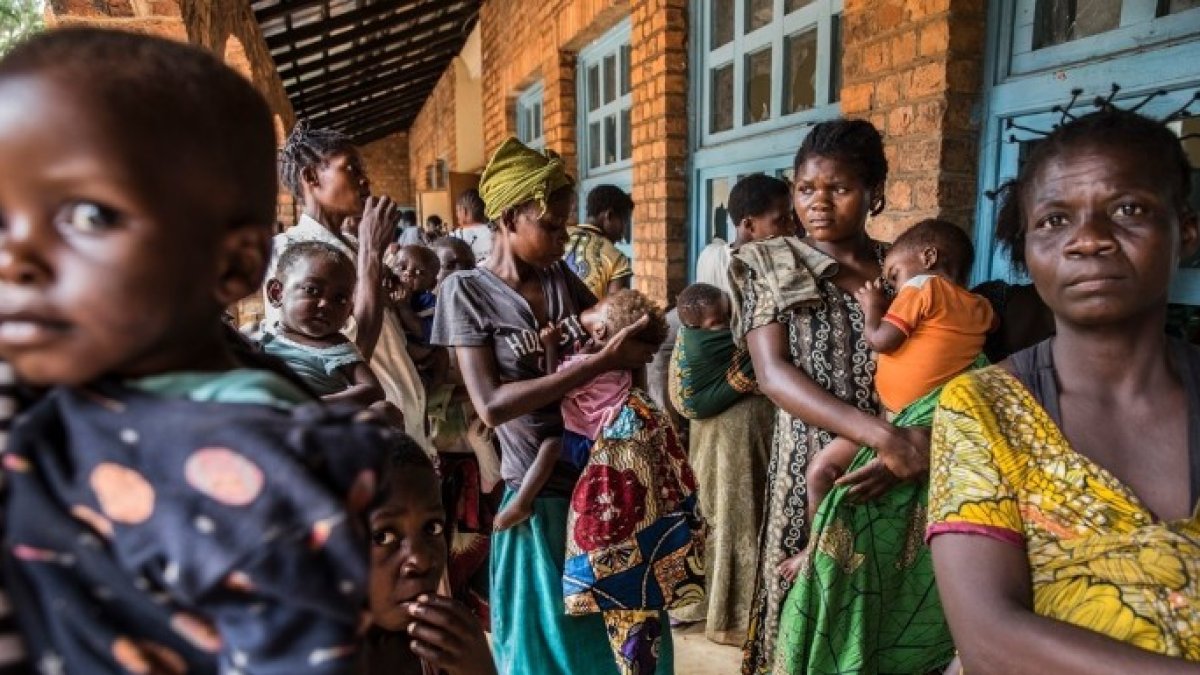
[928,105,1200,673]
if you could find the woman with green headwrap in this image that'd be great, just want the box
[431,138,666,674]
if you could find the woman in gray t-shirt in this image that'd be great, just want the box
[431,138,658,674]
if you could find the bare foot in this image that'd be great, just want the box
[493,502,533,531]
[777,552,807,583]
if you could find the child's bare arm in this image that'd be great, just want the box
[494,437,560,531]
[322,362,385,408]
[539,323,561,376]
[855,279,907,354]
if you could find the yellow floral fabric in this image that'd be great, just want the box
[929,366,1200,658]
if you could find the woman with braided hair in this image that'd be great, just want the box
[270,121,428,447]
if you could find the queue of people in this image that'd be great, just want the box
[0,26,1197,675]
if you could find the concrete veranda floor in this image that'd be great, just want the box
[672,622,742,675]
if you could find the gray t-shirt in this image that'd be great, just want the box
[431,262,595,496]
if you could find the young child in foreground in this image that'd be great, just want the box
[779,218,994,580]
[263,241,386,407]
[0,29,390,672]
[360,436,495,675]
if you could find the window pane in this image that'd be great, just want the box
[711,0,734,49]
[746,0,773,33]
[1158,0,1200,15]
[707,177,733,243]
[604,114,617,165]
[830,13,842,103]
[604,54,617,104]
[1034,0,1121,49]
[786,0,815,12]
[620,108,632,160]
[589,121,602,169]
[710,63,734,133]
[620,44,631,95]
[533,102,542,139]
[784,28,817,114]
[744,47,773,124]
[588,65,601,112]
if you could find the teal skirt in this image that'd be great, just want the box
[490,490,674,675]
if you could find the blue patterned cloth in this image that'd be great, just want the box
[3,375,392,674]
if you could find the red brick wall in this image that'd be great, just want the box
[408,67,458,197]
[360,132,415,207]
[629,0,688,305]
[841,0,986,241]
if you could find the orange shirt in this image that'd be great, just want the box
[876,274,994,412]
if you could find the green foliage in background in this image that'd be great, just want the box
[0,0,43,56]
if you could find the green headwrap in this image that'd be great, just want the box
[478,136,575,222]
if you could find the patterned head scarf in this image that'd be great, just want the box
[478,137,575,222]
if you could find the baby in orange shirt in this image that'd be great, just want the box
[781,219,994,580]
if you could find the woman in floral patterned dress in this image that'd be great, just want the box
[731,119,931,674]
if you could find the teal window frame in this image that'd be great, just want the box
[688,0,843,274]
[974,1,1200,304]
[574,20,635,261]
[516,82,545,152]
[576,20,634,234]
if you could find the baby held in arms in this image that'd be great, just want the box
[780,219,995,581]
[492,289,669,530]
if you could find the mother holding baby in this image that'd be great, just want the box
[734,119,954,675]
[431,138,665,674]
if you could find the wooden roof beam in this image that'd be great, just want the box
[284,45,450,101]
[276,21,466,84]
[265,0,427,50]
[295,63,447,112]
[272,4,472,73]
[309,91,429,126]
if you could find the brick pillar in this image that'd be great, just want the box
[542,50,579,184]
[840,0,986,241]
[629,0,688,307]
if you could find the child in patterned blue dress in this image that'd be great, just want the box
[0,28,392,673]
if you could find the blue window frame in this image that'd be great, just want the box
[577,20,633,249]
[688,0,843,273]
[516,82,544,152]
[974,1,1200,304]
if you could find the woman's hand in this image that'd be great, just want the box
[834,457,899,501]
[358,196,398,260]
[598,315,656,371]
[406,595,497,675]
[870,425,930,481]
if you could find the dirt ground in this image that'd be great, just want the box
[672,622,743,674]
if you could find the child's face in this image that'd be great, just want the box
[435,246,472,287]
[793,155,875,243]
[881,246,934,289]
[267,255,355,340]
[0,76,261,385]
[580,300,611,343]
[394,249,438,293]
[745,194,796,242]
[1022,142,1199,327]
[368,467,447,632]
